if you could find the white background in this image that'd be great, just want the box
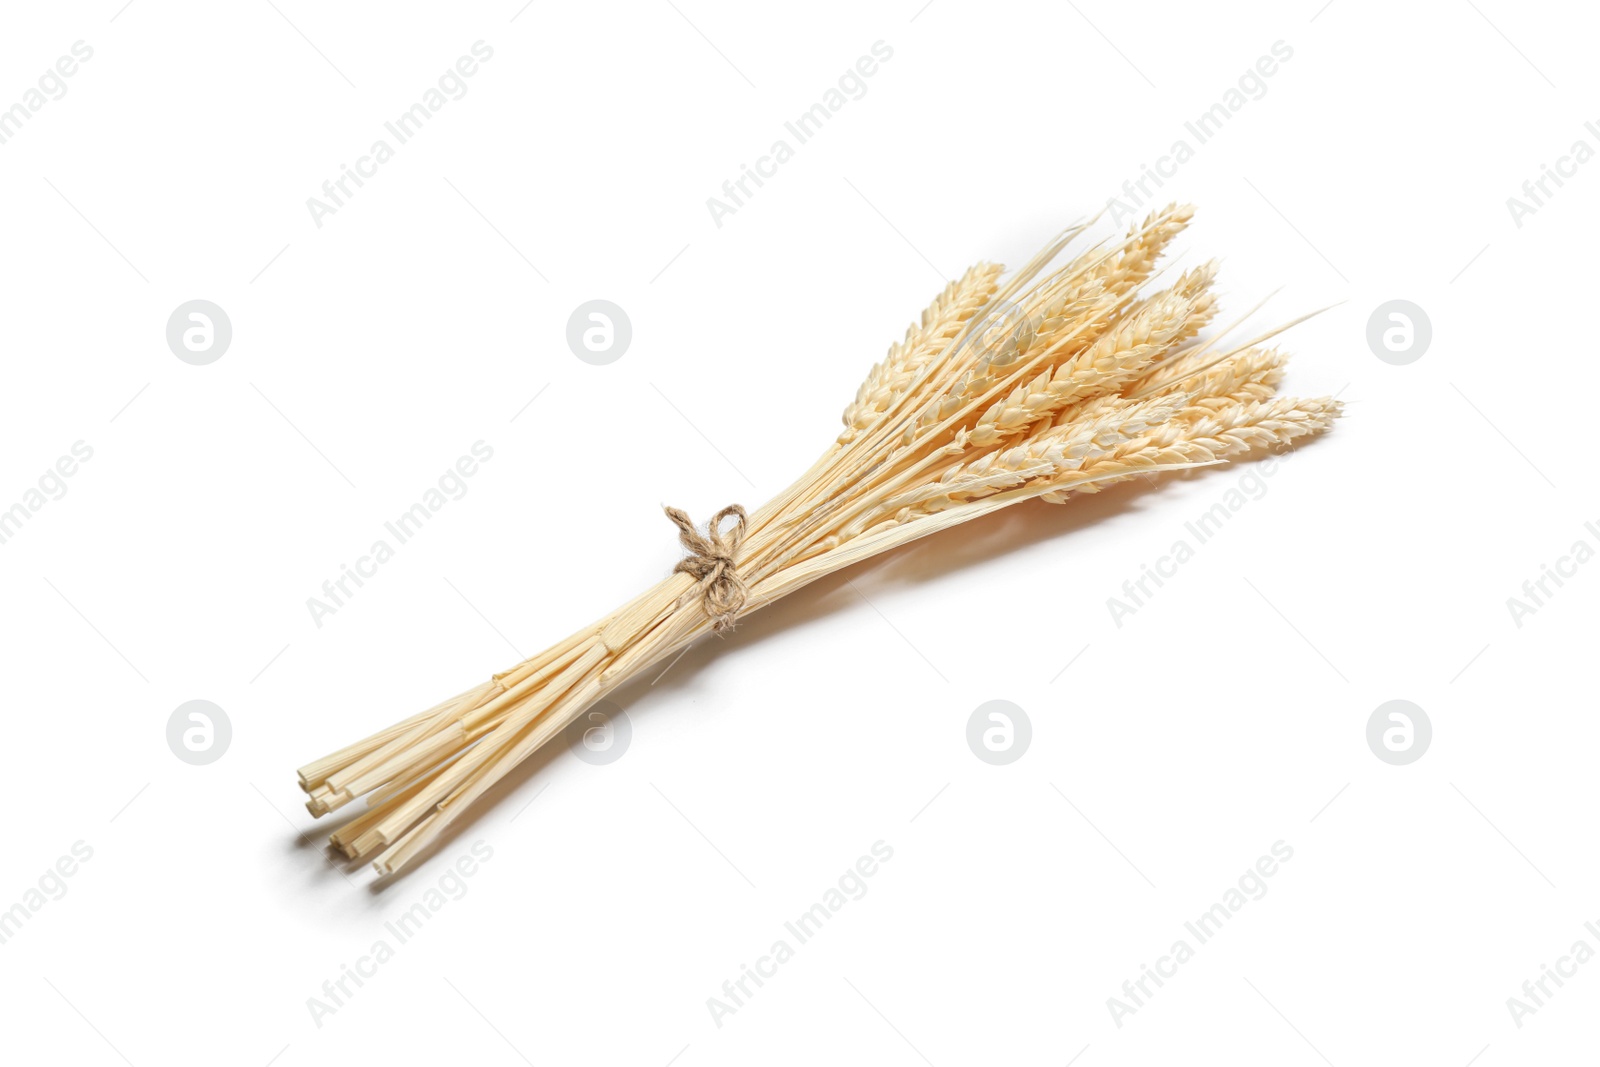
[0,1,1594,1063]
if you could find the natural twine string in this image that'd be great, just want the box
[664,504,748,633]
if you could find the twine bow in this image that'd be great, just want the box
[664,504,748,633]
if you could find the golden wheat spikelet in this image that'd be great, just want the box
[838,262,1003,444]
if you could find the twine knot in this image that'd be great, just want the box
[664,504,748,633]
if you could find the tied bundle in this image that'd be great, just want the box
[297,204,1341,875]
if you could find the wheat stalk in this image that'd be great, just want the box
[293,203,1342,877]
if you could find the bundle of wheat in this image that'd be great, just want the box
[296,204,1341,875]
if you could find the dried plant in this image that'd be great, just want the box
[295,204,1341,875]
